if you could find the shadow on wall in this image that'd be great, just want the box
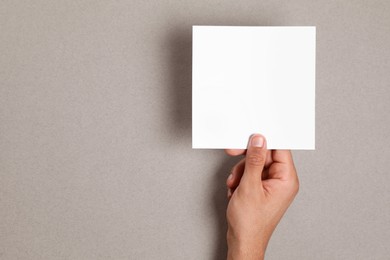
[167,20,275,259]
[166,27,238,260]
[167,28,192,141]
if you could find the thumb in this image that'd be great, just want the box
[240,134,267,188]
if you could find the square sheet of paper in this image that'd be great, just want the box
[192,26,316,150]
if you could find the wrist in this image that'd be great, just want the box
[227,243,265,260]
[227,233,266,260]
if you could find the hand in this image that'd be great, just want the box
[225,134,299,260]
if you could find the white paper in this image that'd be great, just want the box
[192,26,316,149]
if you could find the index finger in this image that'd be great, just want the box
[272,150,294,165]
[224,149,246,156]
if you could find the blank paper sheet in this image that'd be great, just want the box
[192,26,316,150]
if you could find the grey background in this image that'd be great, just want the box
[1,1,389,259]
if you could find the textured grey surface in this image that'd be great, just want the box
[1,1,390,259]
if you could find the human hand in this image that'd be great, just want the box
[225,134,299,260]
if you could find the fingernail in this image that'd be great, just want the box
[251,135,264,147]
[227,173,233,181]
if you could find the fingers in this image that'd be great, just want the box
[227,158,245,199]
[268,150,298,183]
[225,147,272,166]
[226,158,245,189]
[227,152,272,190]
[272,150,293,165]
[265,150,273,168]
[225,149,246,156]
[240,134,267,189]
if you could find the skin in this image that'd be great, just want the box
[225,134,299,260]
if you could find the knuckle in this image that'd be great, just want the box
[291,168,299,195]
[278,173,299,197]
[246,152,265,167]
[230,164,238,174]
[286,176,300,196]
[292,177,300,195]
